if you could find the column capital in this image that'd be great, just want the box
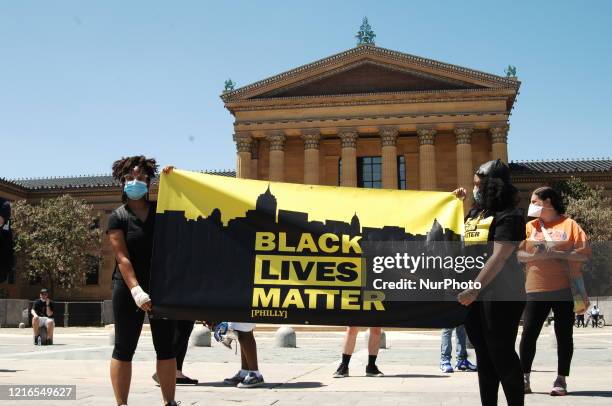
[379,126,399,147]
[490,125,509,143]
[301,129,321,150]
[339,128,358,149]
[232,132,252,153]
[266,131,286,151]
[417,128,436,146]
[454,127,474,145]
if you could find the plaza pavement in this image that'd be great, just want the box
[0,325,611,405]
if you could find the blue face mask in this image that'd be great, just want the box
[473,187,482,205]
[124,180,148,200]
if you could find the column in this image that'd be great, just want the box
[490,125,509,163]
[455,127,474,207]
[380,126,399,189]
[339,129,358,187]
[250,139,259,180]
[301,129,321,185]
[417,128,437,190]
[267,131,285,182]
[233,132,251,179]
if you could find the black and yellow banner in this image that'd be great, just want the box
[150,169,468,327]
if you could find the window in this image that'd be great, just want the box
[85,255,100,285]
[398,155,407,190]
[357,156,382,189]
[338,156,406,189]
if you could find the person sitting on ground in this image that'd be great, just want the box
[31,288,55,345]
[439,325,477,373]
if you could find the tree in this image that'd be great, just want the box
[12,195,102,296]
[553,177,612,296]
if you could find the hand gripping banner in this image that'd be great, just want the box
[150,169,469,327]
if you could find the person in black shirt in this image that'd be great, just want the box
[31,288,55,345]
[453,159,526,406]
[0,197,13,283]
[107,156,178,406]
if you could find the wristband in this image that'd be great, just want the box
[130,285,151,308]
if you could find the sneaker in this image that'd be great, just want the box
[332,363,349,378]
[365,364,384,377]
[550,377,567,396]
[455,359,477,372]
[440,360,454,373]
[223,371,245,385]
[237,372,264,388]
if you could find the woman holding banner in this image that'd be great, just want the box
[517,186,590,396]
[453,159,526,406]
[108,156,178,406]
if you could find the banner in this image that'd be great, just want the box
[151,170,470,328]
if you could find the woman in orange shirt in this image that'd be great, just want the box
[517,186,590,397]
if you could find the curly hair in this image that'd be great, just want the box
[477,175,519,212]
[111,155,158,183]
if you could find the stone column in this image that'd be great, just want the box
[233,132,252,179]
[455,127,474,207]
[490,125,509,163]
[380,126,399,189]
[417,128,437,190]
[339,129,358,187]
[250,139,259,180]
[267,131,286,182]
[301,129,321,185]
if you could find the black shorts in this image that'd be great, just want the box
[111,278,176,362]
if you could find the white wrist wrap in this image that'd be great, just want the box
[130,285,150,307]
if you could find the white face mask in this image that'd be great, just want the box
[527,203,543,218]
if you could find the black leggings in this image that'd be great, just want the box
[465,300,525,406]
[174,320,195,371]
[112,279,176,362]
[519,292,574,376]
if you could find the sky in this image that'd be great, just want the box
[1,0,611,179]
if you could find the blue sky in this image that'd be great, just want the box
[1,1,611,179]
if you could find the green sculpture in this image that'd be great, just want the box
[356,17,376,46]
[504,65,517,78]
[224,78,235,92]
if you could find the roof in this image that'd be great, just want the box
[7,170,236,191]
[221,44,519,103]
[510,158,612,174]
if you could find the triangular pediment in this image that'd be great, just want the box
[253,60,482,98]
[221,45,519,102]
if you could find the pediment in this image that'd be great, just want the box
[222,45,519,102]
[253,60,482,98]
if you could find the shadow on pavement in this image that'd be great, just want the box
[195,381,325,389]
[383,374,450,378]
[570,391,612,398]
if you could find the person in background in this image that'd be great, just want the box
[0,197,13,284]
[31,288,55,345]
[440,326,477,372]
[590,305,600,327]
[517,186,590,396]
[453,159,526,406]
[108,156,178,406]
[333,327,384,378]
